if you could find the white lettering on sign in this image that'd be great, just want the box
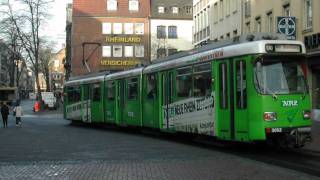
[163,93,215,136]
[282,100,298,107]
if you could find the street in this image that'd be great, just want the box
[0,100,319,179]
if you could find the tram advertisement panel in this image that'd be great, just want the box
[163,94,215,136]
[66,101,82,120]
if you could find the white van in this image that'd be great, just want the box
[41,92,57,110]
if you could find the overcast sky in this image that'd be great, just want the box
[44,0,72,51]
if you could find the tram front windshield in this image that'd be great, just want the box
[254,56,308,95]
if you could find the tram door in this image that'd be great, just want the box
[117,80,126,126]
[162,71,174,130]
[82,84,91,123]
[216,59,248,141]
[233,59,249,141]
[143,73,159,128]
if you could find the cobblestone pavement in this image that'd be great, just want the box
[0,101,319,179]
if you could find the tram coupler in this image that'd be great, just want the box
[290,127,312,148]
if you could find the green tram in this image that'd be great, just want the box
[64,39,312,147]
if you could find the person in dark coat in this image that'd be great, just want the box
[1,102,9,128]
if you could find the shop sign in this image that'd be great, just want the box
[101,59,140,66]
[106,36,141,43]
[277,17,296,40]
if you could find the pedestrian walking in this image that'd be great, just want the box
[13,101,23,127]
[1,102,9,128]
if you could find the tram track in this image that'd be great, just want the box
[191,138,320,177]
[72,122,320,177]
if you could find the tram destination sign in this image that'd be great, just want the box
[277,16,296,40]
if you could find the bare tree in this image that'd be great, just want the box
[0,0,53,100]
[38,42,53,92]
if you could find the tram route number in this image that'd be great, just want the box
[271,128,282,133]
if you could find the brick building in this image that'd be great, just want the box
[72,0,151,76]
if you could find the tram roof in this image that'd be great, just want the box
[65,75,106,86]
[105,67,144,81]
[144,40,306,74]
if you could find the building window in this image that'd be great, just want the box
[158,6,165,13]
[113,45,122,57]
[283,4,290,16]
[168,26,177,39]
[113,23,122,34]
[231,0,237,13]
[172,7,179,14]
[129,0,139,11]
[157,48,166,58]
[125,46,133,57]
[124,23,134,34]
[102,23,112,34]
[304,0,312,30]
[225,0,230,16]
[244,0,251,18]
[214,3,218,23]
[102,46,111,57]
[168,48,177,56]
[157,25,166,39]
[135,45,144,57]
[226,33,230,39]
[107,0,117,11]
[266,11,273,33]
[135,23,144,34]
[185,6,192,14]
[245,22,250,33]
[219,0,224,20]
[233,29,238,36]
[255,16,261,32]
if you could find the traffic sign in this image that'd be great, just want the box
[277,17,296,40]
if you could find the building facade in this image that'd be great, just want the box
[65,3,72,81]
[49,47,66,93]
[0,41,10,87]
[72,0,151,76]
[193,0,242,46]
[150,0,193,61]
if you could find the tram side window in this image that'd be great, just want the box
[194,63,212,97]
[236,61,247,109]
[128,77,138,100]
[219,63,228,109]
[92,84,101,102]
[107,81,115,100]
[68,87,80,103]
[147,74,157,99]
[176,67,192,98]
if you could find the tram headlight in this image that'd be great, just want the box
[303,110,311,119]
[264,112,277,121]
